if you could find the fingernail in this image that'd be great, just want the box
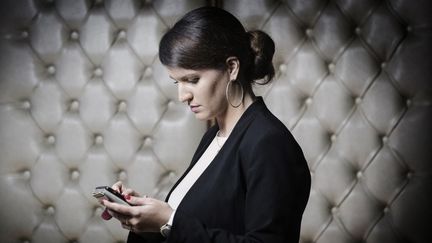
[101,209,112,220]
[124,194,131,200]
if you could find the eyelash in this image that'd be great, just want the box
[189,78,199,83]
[173,78,199,85]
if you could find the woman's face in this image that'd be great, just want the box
[167,67,230,120]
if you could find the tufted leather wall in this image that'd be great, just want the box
[0,0,431,243]
[225,0,432,243]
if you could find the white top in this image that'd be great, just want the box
[166,132,227,224]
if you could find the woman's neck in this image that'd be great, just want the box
[216,92,256,137]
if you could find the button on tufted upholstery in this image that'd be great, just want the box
[225,1,432,242]
[1,0,431,243]
[0,0,207,242]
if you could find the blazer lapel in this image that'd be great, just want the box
[165,126,218,201]
[164,97,266,202]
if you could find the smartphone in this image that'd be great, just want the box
[92,186,131,206]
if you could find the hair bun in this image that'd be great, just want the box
[247,30,275,84]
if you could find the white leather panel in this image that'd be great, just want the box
[1,0,431,242]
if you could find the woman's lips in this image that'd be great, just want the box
[190,105,200,113]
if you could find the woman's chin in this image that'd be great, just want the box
[193,112,212,121]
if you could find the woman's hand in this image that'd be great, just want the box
[100,181,140,220]
[102,196,173,233]
[112,181,140,197]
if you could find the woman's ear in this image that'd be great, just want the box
[226,57,240,81]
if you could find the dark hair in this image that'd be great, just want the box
[159,7,275,87]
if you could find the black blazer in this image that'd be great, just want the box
[128,97,311,243]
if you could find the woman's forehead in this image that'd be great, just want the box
[167,67,221,80]
[167,67,197,77]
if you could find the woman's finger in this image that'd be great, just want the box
[121,222,134,231]
[103,199,134,216]
[126,195,151,206]
[122,188,140,197]
[106,208,132,226]
[112,181,123,193]
[101,208,112,220]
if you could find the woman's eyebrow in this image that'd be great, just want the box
[169,74,198,81]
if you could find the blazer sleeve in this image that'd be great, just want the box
[127,232,164,243]
[166,130,311,243]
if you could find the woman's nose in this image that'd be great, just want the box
[178,84,192,103]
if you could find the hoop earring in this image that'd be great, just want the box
[226,79,244,108]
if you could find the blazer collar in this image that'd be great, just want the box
[194,96,266,165]
[216,96,266,134]
[165,97,267,202]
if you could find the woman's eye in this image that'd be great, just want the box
[172,77,199,85]
[189,78,199,83]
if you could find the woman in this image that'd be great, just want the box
[101,6,311,243]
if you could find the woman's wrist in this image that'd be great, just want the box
[155,203,174,229]
[167,209,176,225]
[160,209,176,238]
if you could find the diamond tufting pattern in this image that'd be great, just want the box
[0,0,431,243]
